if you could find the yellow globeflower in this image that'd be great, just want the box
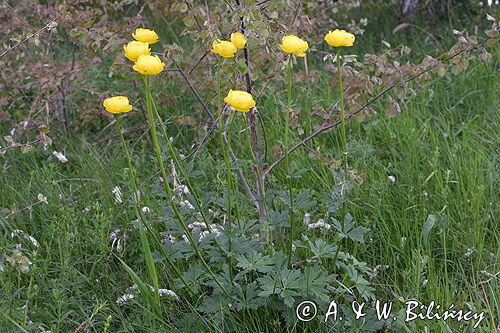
[324,29,355,47]
[224,89,256,113]
[132,28,159,44]
[230,32,247,49]
[279,35,308,57]
[103,96,132,114]
[133,55,165,76]
[211,40,238,58]
[123,41,150,62]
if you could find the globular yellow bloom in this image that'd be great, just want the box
[211,40,238,58]
[133,55,165,76]
[123,41,150,62]
[279,35,308,57]
[132,28,159,44]
[224,89,256,113]
[103,96,132,114]
[324,29,355,47]
[230,32,247,49]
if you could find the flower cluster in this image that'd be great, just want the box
[105,27,356,117]
[126,28,165,76]
[104,28,167,115]
[210,32,248,58]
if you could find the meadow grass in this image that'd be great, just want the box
[0,20,498,333]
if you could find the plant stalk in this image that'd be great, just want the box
[285,55,294,267]
[142,75,231,298]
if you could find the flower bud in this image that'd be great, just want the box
[103,96,132,114]
[279,35,308,57]
[324,29,355,47]
[123,41,150,62]
[132,28,159,44]
[211,40,238,58]
[230,32,247,49]
[224,89,256,113]
[133,55,165,76]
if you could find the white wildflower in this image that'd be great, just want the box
[303,212,311,225]
[199,230,210,241]
[388,175,396,183]
[52,151,68,163]
[11,229,38,247]
[161,234,176,244]
[176,185,190,195]
[307,219,331,231]
[209,208,220,218]
[180,200,194,210]
[116,293,134,305]
[158,288,179,300]
[37,193,48,204]
[188,221,206,230]
[112,186,122,204]
[141,206,150,213]
[372,264,390,278]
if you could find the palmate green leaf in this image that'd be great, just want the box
[294,189,317,210]
[302,265,337,303]
[258,268,302,307]
[308,238,338,260]
[278,189,317,211]
[233,282,267,311]
[268,209,289,228]
[235,250,274,274]
[233,218,260,235]
[347,266,375,301]
[174,263,208,294]
[332,213,370,243]
[288,161,308,179]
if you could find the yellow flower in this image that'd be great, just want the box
[224,89,256,113]
[324,29,355,47]
[279,35,308,57]
[123,41,150,62]
[230,32,247,49]
[133,55,165,76]
[211,40,238,58]
[132,28,159,44]
[103,96,132,114]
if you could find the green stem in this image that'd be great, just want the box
[337,47,348,187]
[285,55,294,267]
[332,47,348,272]
[216,59,235,283]
[225,112,237,281]
[244,116,271,246]
[145,72,225,254]
[116,117,160,313]
[141,75,231,298]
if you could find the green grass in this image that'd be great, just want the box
[1,14,499,333]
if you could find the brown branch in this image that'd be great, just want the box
[1,13,62,58]
[263,41,483,176]
[236,1,267,221]
[187,50,210,76]
[174,63,258,206]
[176,63,214,122]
